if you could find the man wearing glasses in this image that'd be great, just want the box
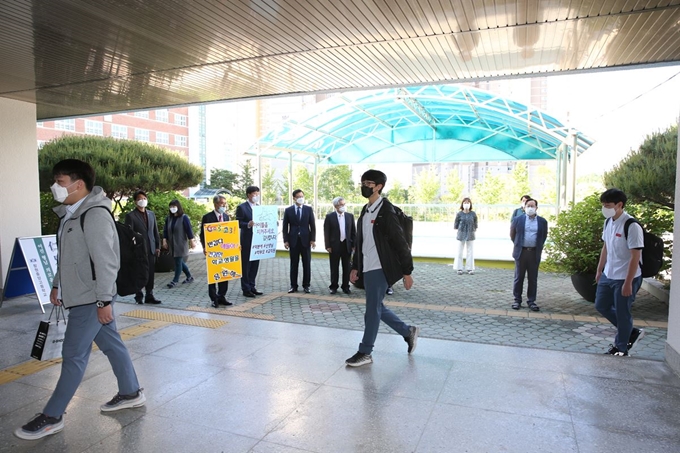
[346,170,419,367]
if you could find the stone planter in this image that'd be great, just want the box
[570,273,597,302]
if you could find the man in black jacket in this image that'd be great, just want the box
[346,169,419,367]
[324,196,356,294]
[200,194,232,308]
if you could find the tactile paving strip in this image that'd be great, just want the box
[121,310,228,328]
[186,306,275,320]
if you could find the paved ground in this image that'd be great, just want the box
[119,252,669,361]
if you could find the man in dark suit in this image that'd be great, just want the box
[510,198,548,311]
[282,189,316,293]
[124,190,162,305]
[200,194,232,308]
[324,196,356,294]
[235,186,262,298]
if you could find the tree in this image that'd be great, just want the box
[510,162,532,201]
[318,165,354,203]
[233,159,256,199]
[410,166,440,203]
[206,168,238,192]
[260,164,283,205]
[441,169,465,203]
[603,125,677,210]
[293,164,314,199]
[384,179,409,204]
[534,165,556,204]
[38,136,203,210]
[473,171,509,204]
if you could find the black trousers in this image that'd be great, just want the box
[241,255,260,293]
[136,254,156,299]
[513,248,539,304]
[289,241,311,289]
[209,280,229,301]
[329,241,351,290]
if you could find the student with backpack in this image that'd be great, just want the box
[596,188,646,356]
[15,159,144,441]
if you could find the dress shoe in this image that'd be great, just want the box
[134,296,144,305]
[243,291,256,298]
[342,288,351,295]
[288,288,298,293]
[329,288,337,294]
[252,290,263,295]
[211,300,219,308]
[386,287,394,295]
[217,296,232,306]
[145,296,162,305]
[303,287,311,294]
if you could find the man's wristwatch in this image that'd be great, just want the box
[96,300,111,308]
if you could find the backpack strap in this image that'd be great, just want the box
[79,206,116,282]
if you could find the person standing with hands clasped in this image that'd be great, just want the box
[453,197,478,275]
[200,194,232,308]
[282,189,316,293]
[595,188,646,356]
[235,186,263,298]
[163,199,196,288]
[346,169,419,367]
[324,196,356,294]
[15,159,144,441]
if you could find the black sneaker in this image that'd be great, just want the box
[386,287,394,295]
[604,345,629,357]
[100,389,146,412]
[405,326,420,354]
[14,413,64,440]
[345,352,373,367]
[628,328,645,351]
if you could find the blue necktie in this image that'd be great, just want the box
[297,206,301,221]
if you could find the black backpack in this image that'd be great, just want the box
[606,217,664,278]
[392,204,414,248]
[80,206,150,297]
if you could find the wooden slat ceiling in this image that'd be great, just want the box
[1,0,679,120]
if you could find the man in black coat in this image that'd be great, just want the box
[346,170,419,367]
[282,189,316,293]
[200,194,232,308]
[324,196,356,294]
[124,190,162,304]
[235,186,262,298]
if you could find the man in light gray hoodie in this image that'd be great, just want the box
[15,159,145,441]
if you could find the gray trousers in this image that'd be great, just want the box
[43,300,140,417]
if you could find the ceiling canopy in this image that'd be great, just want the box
[248,85,593,164]
[1,1,679,120]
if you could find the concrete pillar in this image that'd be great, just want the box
[0,98,40,285]
[666,120,680,375]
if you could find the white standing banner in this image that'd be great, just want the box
[250,206,279,261]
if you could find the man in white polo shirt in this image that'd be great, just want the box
[595,188,645,357]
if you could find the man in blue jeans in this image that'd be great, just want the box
[346,169,419,367]
[595,188,646,357]
[15,159,144,441]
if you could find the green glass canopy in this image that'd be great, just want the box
[250,85,593,165]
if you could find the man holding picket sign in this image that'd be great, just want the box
[15,159,144,441]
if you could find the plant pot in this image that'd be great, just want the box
[570,273,597,302]
[155,251,174,273]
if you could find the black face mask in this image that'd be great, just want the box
[361,185,374,198]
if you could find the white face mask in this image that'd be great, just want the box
[50,181,77,203]
[251,195,260,204]
[169,206,178,214]
[525,207,537,216]
[463,203,471,210]
[338,206,346,213]
[217,206,226,214]
[601,206,616,219]
[296,197,304,205]
[136,199,148,208]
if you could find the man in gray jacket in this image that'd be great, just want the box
[15,159,145,441]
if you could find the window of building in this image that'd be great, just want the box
[37,140,46,149]
[156,131,169,144]
[175,135,187,147]
[134,111,150,119]
[104,115,113,122]
[54,119,76,131]
[85,120,104,136]
[134,128,150,142]
[37,121,44,127]
[174,114,187,126]
[155,109,169,122]
[112,124,128,139]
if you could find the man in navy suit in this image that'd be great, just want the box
[324,196,356,294]
[200,194,232,308]
[124,190,162,305]
[282,189,316,293]
[235,186,262,298]
[510,198,548,311]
